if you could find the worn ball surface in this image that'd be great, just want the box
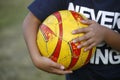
[37,10,96,70]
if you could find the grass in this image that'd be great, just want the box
[0,0,65,80]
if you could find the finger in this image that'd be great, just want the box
[50,61,73,75]
[72,27,89,34]
[50,61,65,70]
[72,33,92,43]
[78,39,94,48]
[51,68,73,75]
[84,42,96,51]
[80,19,96,25]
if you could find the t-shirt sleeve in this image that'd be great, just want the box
[28,0,67,21]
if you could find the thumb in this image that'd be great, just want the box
[51,61,65,70]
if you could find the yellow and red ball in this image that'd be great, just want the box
[37,10,96,71]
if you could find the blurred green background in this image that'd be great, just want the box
[0,0,65,80]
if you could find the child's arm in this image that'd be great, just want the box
[23,12,72,75]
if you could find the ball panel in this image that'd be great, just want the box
[72,48,90,70]
[84,47,96,64]
[48,11,63,62]
[66,41,81,70]
[37,30,48,57]
[70,11,88,28]
[71,47,96,70]
[53,11,63,39]
[57,40,72,68]
[47,37,59,57]
[40,24,56,41]
[43,15,59,37]
[60,10,81,42]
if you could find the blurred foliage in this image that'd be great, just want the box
[0,0,65,80]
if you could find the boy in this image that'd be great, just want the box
[23,0,120,80]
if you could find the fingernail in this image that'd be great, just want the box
[72,40,76,43]
[80,20,86,23]
[77,45,81,49]
[72,30,76,34]
[60,66,65,70]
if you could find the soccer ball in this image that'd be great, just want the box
[37,10,96,71]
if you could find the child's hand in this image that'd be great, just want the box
[72,19,106,51]
[33,55,73,75]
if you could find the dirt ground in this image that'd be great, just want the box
[0,0,65,80]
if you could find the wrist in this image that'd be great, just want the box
[103,27,112,43]
[30,51,43,67]
[101,26,110,42]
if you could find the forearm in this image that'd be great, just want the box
[104,27,120,51]
[23,12,41,61]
